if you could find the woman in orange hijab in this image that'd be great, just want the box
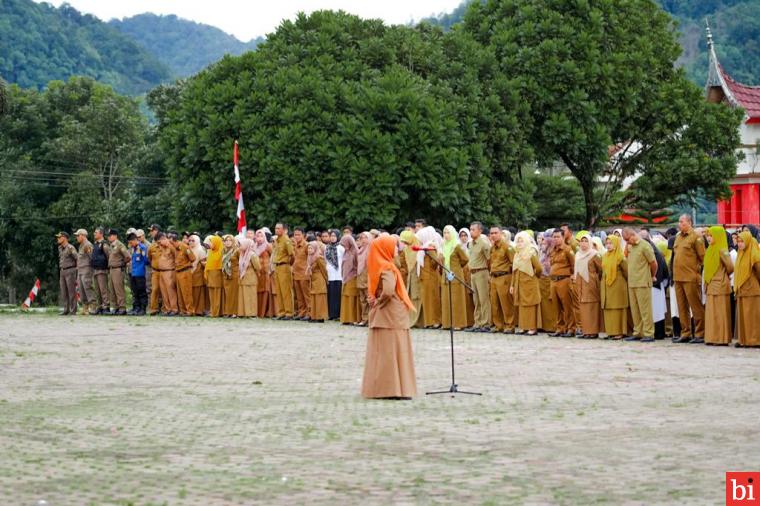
[361,235,417,400]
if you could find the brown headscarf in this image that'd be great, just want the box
[238,237,255,279]
[357,231,373,275]
[340,234,358,283]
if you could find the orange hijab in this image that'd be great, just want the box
[367,235,414,310]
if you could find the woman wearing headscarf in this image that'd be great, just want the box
[221,234,239,317]
[510,231,543,335]
[355,232,373,326]
[702,226,733,345]
[253,229,275,318]
[204,235,224,317]
[734,231,760,347]
[399,230,423,327]
[574,231,603,338]
[308,241,328,322]
[440,225,469,330]
[361,235,417,400]
[601,235,628,339]
[458,227,475,327]
[416,226,443,329]
[326,229,344,321]
[538,229,558,333]
[340,234,361,324]
[189,235,208,316]
[235,237,260,317]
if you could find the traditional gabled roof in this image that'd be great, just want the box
[705,23,760,124]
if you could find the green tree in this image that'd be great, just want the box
[464,0,743,227]
[155,11,534,232]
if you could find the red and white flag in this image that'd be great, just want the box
[233,141,247,234]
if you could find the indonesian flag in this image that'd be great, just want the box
[233,141,247,234]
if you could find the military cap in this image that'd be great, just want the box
[74,229,88,237]
[107,229,119,236]
[55,231,69,239]
[126,227,137,235]
[149,224,161,232]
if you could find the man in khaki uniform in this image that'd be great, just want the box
[74,229,95,314]
[147,225,164,315]
[273,223,295,319]
[466,221,491,332]
[157,233,179,316]
[291,227,311,320]
[172,231,196,316]
[107,229,131,315]
[672,214,706,344]
[549,229,576,337]
[90,227,111,314]
[489,226,515,333]
[57,232,78,316]
[623,228,658,342]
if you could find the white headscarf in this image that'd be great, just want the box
[513,231,539,276]
[415,226,443,276]
[189,235,206,272]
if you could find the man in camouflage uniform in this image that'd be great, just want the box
[56,231,78,316]
[74,228,95,315]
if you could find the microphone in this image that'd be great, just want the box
[411,245,437,252]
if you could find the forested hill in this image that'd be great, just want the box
[0,0,171,95]
[423,0,760,86]
[109,14,263,78]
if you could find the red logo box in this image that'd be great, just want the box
[727,472,760,505]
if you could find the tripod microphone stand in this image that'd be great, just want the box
[422,250,482,397]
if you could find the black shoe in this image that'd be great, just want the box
[548,332,561,337]
[560,333,573,338]
[735,342,743,348]
[640,337,655,342]
[464,327,478,332]
[624,336,640,341]
[672,337,691,344]
[136,310,146,316]
[115,309,127,316]
[688,338,704,344]
[504,329,515,335]
[281,316,294,321]
[127,310,138,316]
[514,330,527,335]
[108,309,119,316]
[575,330,583,336]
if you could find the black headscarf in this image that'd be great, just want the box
[325,229,340,270]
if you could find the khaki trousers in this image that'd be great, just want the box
[176,269,194,315]
[149,270,164,314]
[159,270,178,313]
[294,278,311,317]
[571,278,581,331]
[551,277,575,333]
[77,268,95,306]
[674,281,705,338]
[275,265,294,317]
[490,274,515,330]
[629,286,654,337]
[59,268,78,314]
[108,267,126,310]
[471,270,491,328]
[93,270,109,309]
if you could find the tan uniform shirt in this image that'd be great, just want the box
[148,242,162,270]
[77,239,93,271]
[107,240,130,268]
[174,242,196,271]
[273,234,294,265]
[489,240,514,273]
[59,243,78,269]
[627,240,655,288]
[157,244,176,271]
[292,241,309,280]
[550,246,575,277]
[468,235,491,270]
[673,229,705,283]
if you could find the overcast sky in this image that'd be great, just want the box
[42,0,463,41]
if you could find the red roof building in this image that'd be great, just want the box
[706,26,760,226]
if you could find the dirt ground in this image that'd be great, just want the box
[0,313,757,505]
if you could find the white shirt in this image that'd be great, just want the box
[327,244,344,282]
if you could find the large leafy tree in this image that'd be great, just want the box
[155,10,535,232]
[464,0,743,227]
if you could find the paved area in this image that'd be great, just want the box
[0,313,758,505]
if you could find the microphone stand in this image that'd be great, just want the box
[420,249,482,397]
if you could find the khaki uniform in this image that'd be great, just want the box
[292,240,311,318]
[58,242,78,314]
[309,258,328,321]
[673,230,706,338]
[468,235,492,328]
[92,240,111,311]
[76,239,95,313]
[147,242,163,314]
[107,240,130,311]
[174,241,196,315]
[550,245,576,333]
[273,234,295,317]
[490,239,515,331]
[157,244,178,313]
[627,240,656,338]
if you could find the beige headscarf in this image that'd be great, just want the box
[513,231,539,276]
[574,231,597,283]
[189,234,206,272]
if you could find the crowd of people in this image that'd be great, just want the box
[55,216,760,348]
